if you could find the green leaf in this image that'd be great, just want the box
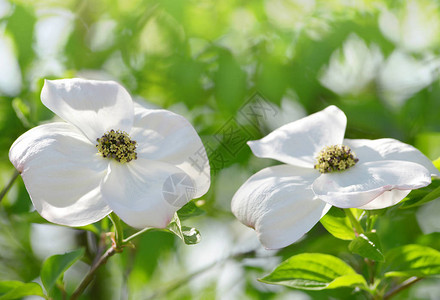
[320,207,355,240]
[260,253,368,291]
[0,281,45,299]
[40,248,85,295]
[400,179,440,209]
[177,200,205,221]
[349,233,384,262]
[167,214,201,245]
[384,245,440,278]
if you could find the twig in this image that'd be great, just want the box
[383,276,423,300]
[0,170,19,203]
[69,246,117,300]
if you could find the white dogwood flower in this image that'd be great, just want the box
[379,0,440,53]
[9,78,210,228]
[319,34,383,97]
[231,106,439,249]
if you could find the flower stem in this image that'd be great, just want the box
[0,170,19,203]
[123,227,155,243]
[383,277,422,300]
[108,212,124,249]
[344,208,364,235]
[69,246,117,300]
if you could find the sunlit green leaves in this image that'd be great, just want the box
[260,253,368,291]
[384,245,440,278]
[349,232,384,262]
[0,281,45,300]
[320,207,356,240]
[40,248,85,296]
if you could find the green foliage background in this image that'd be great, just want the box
[1,0,440,299]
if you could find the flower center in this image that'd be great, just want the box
[96,130,137,163]
[314,145,359,173]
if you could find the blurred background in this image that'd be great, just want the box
[1,0,440,299]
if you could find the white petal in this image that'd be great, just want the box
[312,160,431,208]
[357,189,411,210]
[41,78,134,143]
[9,122,111,226]
[101,158,196,229]
[231,164,330,249]
[345,138,440,177]
[130,104,210,198]
[248,105,346,168]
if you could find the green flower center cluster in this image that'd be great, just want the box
[96,129,137,163]
[314,145,359,173]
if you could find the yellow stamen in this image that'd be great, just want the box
[314,145,358,173]
[96,130,137,163]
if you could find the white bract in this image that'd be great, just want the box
[9,78,210,229]
[231,106,439,249]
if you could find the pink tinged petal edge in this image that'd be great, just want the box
[231,164,330,250]
[345,138,440,177]
[130,104,210,198]
[358,189,411,210]
[101,158,196,229]
[41,78,134,143]
[9,122,111,226]
[312,160,431,208]
[248,105,347,168]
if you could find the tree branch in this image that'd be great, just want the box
[383,277,423,300]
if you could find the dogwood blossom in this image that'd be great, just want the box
[9,78,210,228]
[231,105,439,249]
